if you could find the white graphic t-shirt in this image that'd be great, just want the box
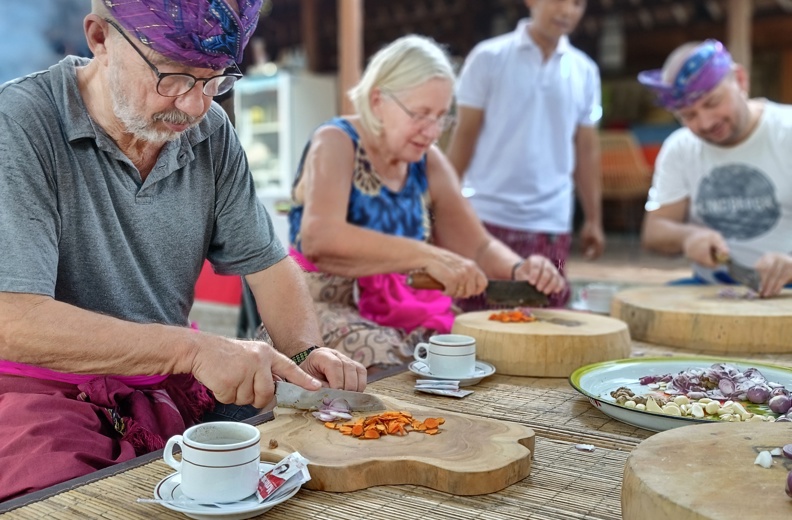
[648,100,792,282]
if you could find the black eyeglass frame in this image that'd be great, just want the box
[104,18,243,98]
[381,89,456,132]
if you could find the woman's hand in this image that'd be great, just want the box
[425,249,488,299]
[512,255,566,294]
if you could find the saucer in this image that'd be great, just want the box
[153,462,300,520]
[408,360,496,386]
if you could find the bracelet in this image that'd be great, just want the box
[511,260,526,280]
[290,345,321,365]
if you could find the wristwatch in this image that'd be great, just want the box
[290,345,321,365]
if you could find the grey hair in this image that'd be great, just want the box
[348,34,455,136]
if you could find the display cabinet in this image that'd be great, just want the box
[234,72,338,196]
[234,71,337,243]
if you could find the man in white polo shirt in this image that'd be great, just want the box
[447,0,603,309]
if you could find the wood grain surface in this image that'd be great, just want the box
[612,286,792,353]
[257,394,534,496]
[451,309,631,377]
[622,421,792,519]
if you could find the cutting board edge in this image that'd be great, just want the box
[258,396,537,496]
[299,441,533,495]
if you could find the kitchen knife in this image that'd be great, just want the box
[274,381,387,412]
[405,272,549,307]
[725,259,762,292]
[710,248,761,292]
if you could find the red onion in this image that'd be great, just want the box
[746,386,771,404]
[787,471,792,498]
[783,445,792,460]
[769,395,792,414]
[311,397,353,422]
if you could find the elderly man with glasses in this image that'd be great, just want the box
[0,0,364,500]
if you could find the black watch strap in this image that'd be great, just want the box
[290,345,321,365]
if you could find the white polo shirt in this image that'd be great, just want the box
[456,18,601,233]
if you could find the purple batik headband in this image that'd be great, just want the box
[637,40,734,111]
[105,0,262,69]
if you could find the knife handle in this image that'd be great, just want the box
[406,272,445,290]
[710,246,730,265]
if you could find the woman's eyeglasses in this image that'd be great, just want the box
[383,90,456,132]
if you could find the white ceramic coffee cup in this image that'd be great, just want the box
[581,283,619,314]
[163,421,261,503]
[414,334,476,378]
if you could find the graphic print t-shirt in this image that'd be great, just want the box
[648,101,792,281]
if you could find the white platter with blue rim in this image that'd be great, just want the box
[569,356,792,432]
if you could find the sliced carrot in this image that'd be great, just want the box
[325,411,444,441]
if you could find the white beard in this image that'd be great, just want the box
[107,61,199,144]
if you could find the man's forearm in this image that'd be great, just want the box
[0,292,198,375]
[247,258,323,359]
[641,217,707,255]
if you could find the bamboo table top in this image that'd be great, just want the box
[3,341,792,520]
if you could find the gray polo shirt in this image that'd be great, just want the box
[0,56,285,326]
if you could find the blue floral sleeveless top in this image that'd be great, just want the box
[289,118,432,249]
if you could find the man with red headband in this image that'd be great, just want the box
[0,0,364,499]
[639,40,792,297]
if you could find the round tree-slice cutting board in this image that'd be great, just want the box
[258,394,534,496]
[451,309,631,377]
[612,286,792,353]
[622,421,792,520]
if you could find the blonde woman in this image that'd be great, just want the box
[258,35,565,367]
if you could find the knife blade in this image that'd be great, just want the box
[710,247,761,292]
[274,381,386,412]
[725,259,761,292]
[405,272,549,307]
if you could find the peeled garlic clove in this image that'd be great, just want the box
[705,401,721,415]
[691,403,705,418]
[646,398,663,413]
[755,450,773,469]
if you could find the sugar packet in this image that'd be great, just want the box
[256,452,311,503]
[415,379,473,398]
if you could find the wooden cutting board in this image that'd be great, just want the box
[451,309,631,377]
[612,286,792,353]
[257,394,534,495]
[622,422,792,519]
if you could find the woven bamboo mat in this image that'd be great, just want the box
[368,372,651,449]
[5,341,791,519]
[0,435,626,520]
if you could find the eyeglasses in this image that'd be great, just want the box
[105,19,242,98]
[383,90,456,132]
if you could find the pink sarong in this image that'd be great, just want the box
[290,248,453,334]
[0,374,214,502]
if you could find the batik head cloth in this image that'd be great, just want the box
[104,0,263,69]
[637,40,734,111]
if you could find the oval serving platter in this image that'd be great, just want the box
[569,356,792,432]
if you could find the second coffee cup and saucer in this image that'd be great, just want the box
[408,333,496,387]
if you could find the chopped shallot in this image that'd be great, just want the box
[311,397,353,422]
